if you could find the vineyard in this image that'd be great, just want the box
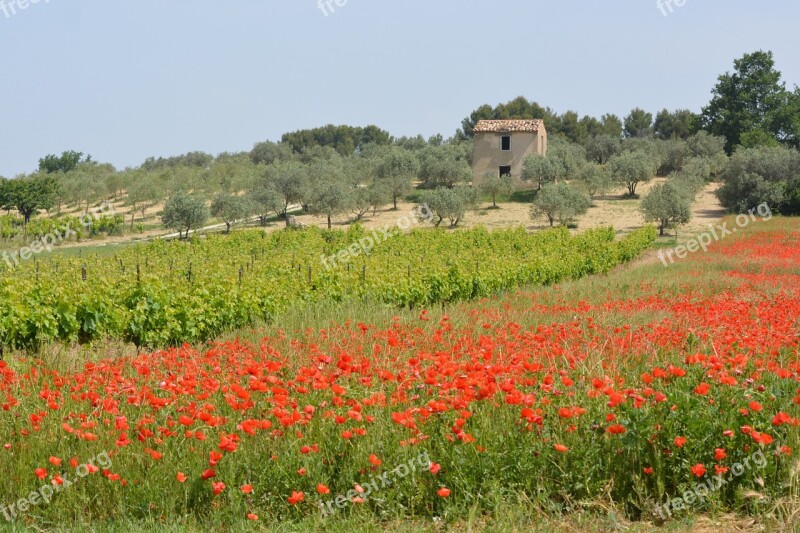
[0,225,655,350]
[0,214,125,242]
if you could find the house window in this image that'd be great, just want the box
[501,136,511,151]
[499,166,512,177]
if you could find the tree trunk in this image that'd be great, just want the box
[393,195,398,210]
[327,215,332,229]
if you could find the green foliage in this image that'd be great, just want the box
[161,192,210,238]
[372,146,419,209]
[249,141,294,166]
[38,150,91,174]
[547,138,587,179]
[624,108,654,138]
[640,181,693,236]
[608,150,658,196]
[248,184,284,226]
[141,151,213,171]
[717,145,800,213]
[0,177,12,212]
[659,139,691,175]
[598,113,624,138]
[0,225,655,350]
[416,144,472,189]
[211,193,252,233]
[459,96,622,144]
[281,124,392,156]
[653,109,698,140]
[3,174,60,223]
[418,186,478,227]
[351,182,390,220]
[531,182,592,227]
[265,160,311,218]
[478,172,515,208]
[522,154,559,190]
[126,173,161,223]
[739,129,781,149]
[700,50,799,153]
[309,172,354,229]
[586,134,621,164]
[577,163,612,198]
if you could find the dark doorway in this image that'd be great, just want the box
[499,166,512,177]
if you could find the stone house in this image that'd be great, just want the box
[471,119,547,183]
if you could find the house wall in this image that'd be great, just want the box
[471,129,547,184]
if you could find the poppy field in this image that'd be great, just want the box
[1,218,799,531]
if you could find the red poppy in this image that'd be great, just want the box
[287,490,305,504]
[694,383,711,395]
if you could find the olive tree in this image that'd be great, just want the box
[419,186,478,228]
[126,173,161,227]
[608,150,657,196]
[373,146,419,209]
[577,163,612,198]
[211,193,252,233]
[716,145,800,213]
[478,172,515,208]
[266,160,310,222]
[417,144,472,189]
[586,134,621,164]
[640,181,692,236]
[309,178,353,229]
[531,182,591,227]
[248,185,283,227]
[522,154,559,190]
[161,191,209,239]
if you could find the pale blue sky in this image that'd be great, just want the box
[1,1,798,176]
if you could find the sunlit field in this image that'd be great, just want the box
[0,217,798,532]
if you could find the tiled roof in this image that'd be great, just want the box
[473,119,544,133]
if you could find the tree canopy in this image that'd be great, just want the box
[281,124,392,156]
[700,50,800,153]
[162,192,209,239]
[38,151,92,174]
